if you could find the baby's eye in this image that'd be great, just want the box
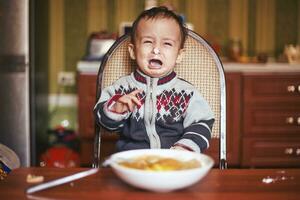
[143,40,152,44]
[164,42,173,46]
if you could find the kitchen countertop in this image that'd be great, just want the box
[77,61,300,74]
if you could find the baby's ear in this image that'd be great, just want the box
[176,48,185,64]
[128,43,136,60]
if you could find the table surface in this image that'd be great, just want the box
[1,167,300,200]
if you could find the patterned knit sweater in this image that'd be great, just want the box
[94,69,214,153]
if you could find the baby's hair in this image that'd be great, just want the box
[130,6,187,49]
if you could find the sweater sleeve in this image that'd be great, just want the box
[173,90,215,153]
[93,85,130,131]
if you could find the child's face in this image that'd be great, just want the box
[128,17,184,78]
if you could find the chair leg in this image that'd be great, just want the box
[220,159,227,169]
[93,130,101,168]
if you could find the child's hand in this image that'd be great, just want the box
[170,146,187,151]
[170,144,193,151]
[112,89,143,113]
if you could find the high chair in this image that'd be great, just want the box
[93,30,227,169]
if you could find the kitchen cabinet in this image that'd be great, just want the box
[224,73,242,166]
[78,73,119,166]
[77,74,97,165]
[242,73,300,167]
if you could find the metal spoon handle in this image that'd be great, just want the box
[26,168,99,194]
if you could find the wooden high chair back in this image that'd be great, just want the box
[94,30,227,169]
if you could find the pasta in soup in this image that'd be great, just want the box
[118,155,201,171]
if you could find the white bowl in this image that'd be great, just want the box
[105,149,214,192]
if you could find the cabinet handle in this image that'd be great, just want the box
[298,85,300,93]
[284,148,293,155]
[286,117,294,124]
[297,117,300,125]
[287,85,296,92]
[296,148,300,156]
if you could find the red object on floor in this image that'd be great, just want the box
[40,146,80,168]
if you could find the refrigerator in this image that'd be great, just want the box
[0,0,32,167]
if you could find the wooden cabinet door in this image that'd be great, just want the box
[242,138,300,167]
[242,73,300,167]
[244,105,300,136]
[78,74,97,166]
[225,73,242,166]
[243,74,300,104]
[243,73,300,136]
[78,74,97,138]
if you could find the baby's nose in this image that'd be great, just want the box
[153,47,160,55]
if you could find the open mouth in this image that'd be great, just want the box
[149,59,163,68]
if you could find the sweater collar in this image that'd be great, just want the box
[133,69,176,85]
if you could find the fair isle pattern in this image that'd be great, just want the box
[156,89,193,123]
[100,33,220,138]
[131,90,146,122]
[112,85,193,123]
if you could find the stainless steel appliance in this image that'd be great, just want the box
[0,0,31,166]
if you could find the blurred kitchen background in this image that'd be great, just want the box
[1,0,300,168]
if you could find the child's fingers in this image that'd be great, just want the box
[127,101,135,112]
[130,96,141,107]
[130,89,143,96]
[127,89,143,106]
[116,89,143,112]
[124,95,141,110]
[117,96,138,112]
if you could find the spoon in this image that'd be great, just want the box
[25,168,99,194]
